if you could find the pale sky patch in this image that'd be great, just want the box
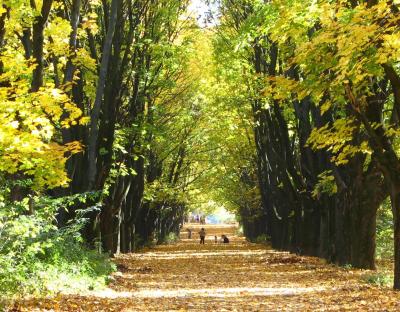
[188,0,218,28]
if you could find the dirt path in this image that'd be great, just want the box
[13,224,400,311]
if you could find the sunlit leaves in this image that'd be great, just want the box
[312,170,337,199]
[307,118,372,165]
[45,16,72,57]
[0,1,86,190]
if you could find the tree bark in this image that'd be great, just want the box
[31,0,53,91]
[63,0,81,85]
[87,0,120,190]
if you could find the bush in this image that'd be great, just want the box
[0,195,115,299]
[235,226,244,236]
[164,232,179,244]
[253,234,270,244]
[376,198,394,260]
[362,272,392,287]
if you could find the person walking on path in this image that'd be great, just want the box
[187,228,192,239]
[199,228,206,244]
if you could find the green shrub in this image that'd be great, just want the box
[164,232,179,244]
[362,272,392,287]
[253,234,270,244]
[376,198,394,260]
[235,226,244,236]
[0,194,115,299]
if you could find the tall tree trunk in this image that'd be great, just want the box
[0,5,9,77]
[31,0,53,91]
[380,164,400,289]
[63,0,81,85]
[87,0,120,190]
[349,165,384,269]
[390,186,400,289]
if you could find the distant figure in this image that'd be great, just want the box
[196,214,200,223]
[199,228,206,244]
[186,228,192,239]
[221,234,229,244]
[214,235,218,243]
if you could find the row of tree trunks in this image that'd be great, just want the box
[219,0,400,288]
[247,31,385,269]
[43,0,190,254]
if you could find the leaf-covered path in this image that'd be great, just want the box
[14,224,400,311]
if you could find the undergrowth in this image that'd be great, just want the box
[164,232,179,244]
[253,234,270,245]
[376,199,393,260]
[0,193,115,302]
[362,272,392,287]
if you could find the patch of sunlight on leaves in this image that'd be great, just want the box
[93,286,327,299]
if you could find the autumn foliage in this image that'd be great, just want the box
[2,0,400,308]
